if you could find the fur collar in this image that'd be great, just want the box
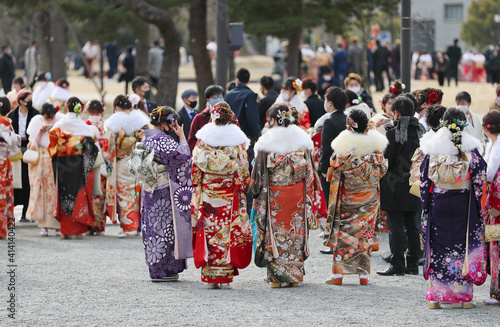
[331,129,388,157]
[104,110,149,135]
[485,139,500,182]
[275,93,307,114]
[254,125,313,154]
[196,122,250,149]
[421,127,482,156]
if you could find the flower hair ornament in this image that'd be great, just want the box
[347,117,358,130]
[292,79,303,92]
[210,104,222,121]
[352,96,361,105]
[441,118,468,149]
[277,107,293,125]
[55,105,60,112]
[73,102,83,117]
[166,114,175,125]
[390,86,397,94]
[428,91,439,105]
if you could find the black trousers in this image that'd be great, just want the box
[320,175,330,207]
[437,71,446,86]
[386,210,421,271]
[14,141,30,219]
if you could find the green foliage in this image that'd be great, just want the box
[461,0,500,49]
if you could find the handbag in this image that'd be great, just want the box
[93,151,105,168]
[485,224,500,242]
[409,181,421,198]
[10,149,23,162]
[22,149,39,165]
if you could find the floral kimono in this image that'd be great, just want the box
[103,110,149,233]
[323,130,388,275]
[140,129,193,280]
[250,125,320,284]
[484,139,500,300]
[420,127,487,303]
[86,117,108,231]
[191,122,252,284]
[25,114,63,230]
[49,113,99,236]
[0,117,20,238]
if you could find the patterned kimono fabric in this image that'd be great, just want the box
[86,118,107,231]
[0,117,18,238]
[420,129,487,303]
[141,129,193,279]
[191,122,251,284]
[484,139,500,301]
[251,125,319,284]
[49,124,98,236]
[324,130,388,275]
[26,115,60,230]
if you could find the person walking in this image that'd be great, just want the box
[147,41,163,90]
[24,42,40,89]
[0,45,16,93]
[122,47,135,94]
[446,39,462,87]
[347,37,362,75]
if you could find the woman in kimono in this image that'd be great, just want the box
[140,107,193,281]
[323,109,388,285]
[419,108,487,309]
[274,77,310,129]
[85,100,107,235]
[49,97,99,239]
[104,95,149,238]
[482,110,500,304]
[191,101,251,289]
[26,103,63,236]
[0,97,20,239]
[250,103,320,288]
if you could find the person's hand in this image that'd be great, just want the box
[172,121,185,140]
[41,125,51,133]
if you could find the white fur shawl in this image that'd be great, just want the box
[27,113,64,148]
[274,93,308,114]
[51,113,93,137]
[421,127,482,156]
[331,129,388,157]
[485,139,500,182]
[104,110,149,135]
[254,125,313,154]
[196,122,250,149]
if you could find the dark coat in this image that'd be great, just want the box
[225,83,261,140]
[0,53,15,92]
[359,88,374,111]
[122,53,135,82]
[188,108,210,151]
[7,106,40,139]
[258,89,278,128]
[178,106,199,141]
[446,45,462,68]
[138,99,157,114]
[319,110,347,175]
[304,94,326,127]
[380,117,422,212]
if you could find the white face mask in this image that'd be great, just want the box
[455,105,469,114]
[88,115,101,123]
[323,75,332,81]
[350,86,361,94]
[281,92,290,102]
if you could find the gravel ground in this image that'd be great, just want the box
[1,213,498,327]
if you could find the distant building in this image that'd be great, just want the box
[410,0,472,52]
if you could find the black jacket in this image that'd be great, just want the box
[7,106,40,139]
[258,90,278,128]
[304,94,326,127]
[177,106,198,141]
[380,117,422,212]
[319,110,346,174]
[0,54,15,90]
[225,83,261,140]
[359,88,374,111]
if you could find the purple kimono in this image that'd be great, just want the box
[420,149,487,303]
[141,129,193,279]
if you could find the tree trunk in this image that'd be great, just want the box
[119,0,180,107]
[39,4,67,80]
[287,33,301,78]
[228,50,235,82]
[134,24,150,78]
[189,0,213,108]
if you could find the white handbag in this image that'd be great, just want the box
[22,149,40,165]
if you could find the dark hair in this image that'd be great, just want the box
[227,80,236,92]
[150,106,180,127]
[205,85,225,100]
[131,77,149,93]
[12,77,24,87]
[210,101,235,126]
[55,78,69,89]
[454,38,459,45]
[401,93,418,115]
[325,87,348,112]
[382,93,396,107]
[40,103,57,119]
[443,108,467,160]
[392,95,415,117]
[301,79,317,94]
[36,72,50,82]
[67,97,83,113]
[283,77,300,92]
[455,91,471,104]
[86,100,104,114]
[153,40,160,47]
[496,85,500,97]
[426,105,447,132]
[260,76,274,91]
[236,68,250,84]
[17,90,32,105]
[345,90,359,106]
[113,94,132,110]
[416,88,444,107]
[0,96,11,116]
[483,110,500,134]
[346,109,369,134]
[389,80,404,95]
[268,103,295,127]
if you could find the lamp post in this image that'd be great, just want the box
[216,0,228,88]
[401,0,411,92]
[495,14,500,43]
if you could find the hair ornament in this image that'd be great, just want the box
[55,105,60,112]
[428,92,439,105]
[347,117,358,129]
[277,108,292,125]
[487,124,491,129]
[390,86,397,94]
[167,114,175,125]
[292,79,303,92]
[73,102,82,117]
[210,104,222,121]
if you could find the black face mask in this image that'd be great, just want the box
[25,100,33,109]
[188,100,197,109]
[143,90,152,100]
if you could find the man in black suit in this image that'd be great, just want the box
[318,87,348,254]
[7,90,39,222]
[302,79,326,127]
[177,88,199,141]
[132,77,156,113]
[0,45,16,93]
[446,38,462,87]
[258,76,278,128]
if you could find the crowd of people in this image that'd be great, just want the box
[1,62,500,309]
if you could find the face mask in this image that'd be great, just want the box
[26,100,33,109]
[281,92,290,102]
[88,115,101,123]
[188,100,197,108]
[6,48,12,55]
[209,97,223,107]
[350,86,361,94]
[143,90,152,100]
[496,97,500,107]
[324,101,329,112]
[455,105,469,114]
[323,75,332,81]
